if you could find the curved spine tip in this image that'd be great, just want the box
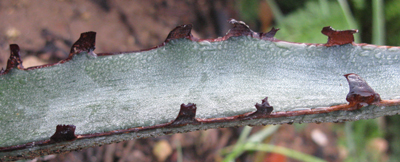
[261,27,280,40]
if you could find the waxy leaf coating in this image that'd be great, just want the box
[0,19,400,161]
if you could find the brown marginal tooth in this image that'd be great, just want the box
[322,26,358,47]
[169,103,200,127]
[1,44,24,75]
[68,31,96,58]
[254,97,274,115]
[165,24,194,42]
[226,18,257,37]
[344,73,382,107]
[261,27,279,40]
[9,44,24,69]
[243,97,274,119]
[50,125,77,142]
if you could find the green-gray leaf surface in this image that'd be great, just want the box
[1,36,400,160]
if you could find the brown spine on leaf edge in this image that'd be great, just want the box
[0,44,24,75]
[169,103,199,127]
[255,97,274,115]
[50,125,77,142]
[68,31,96,58]
[165,24,194,42]
[322,26,358,46]
[261,27,279,40]
[241,97,274,119]
[226,19,257,37]
[344,73,381,108]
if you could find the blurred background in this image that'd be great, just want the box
[1,0,400,161]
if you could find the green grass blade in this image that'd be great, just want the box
[247,125,280,143]
[372,0,385,45]
[338,0,360,43]
[223,126,253,162]
[266,0,284,25]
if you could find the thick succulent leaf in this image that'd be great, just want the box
[1,20,400,161]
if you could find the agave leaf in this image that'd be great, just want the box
[0,20,399,161]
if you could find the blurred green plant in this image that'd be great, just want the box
[267,0,359,43]
[336,119,385,162]
[386,116,400,162]
[220,125,326,162]
[237,0,259,26]
[385,0,400,46]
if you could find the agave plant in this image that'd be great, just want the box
[0,19,399,161]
